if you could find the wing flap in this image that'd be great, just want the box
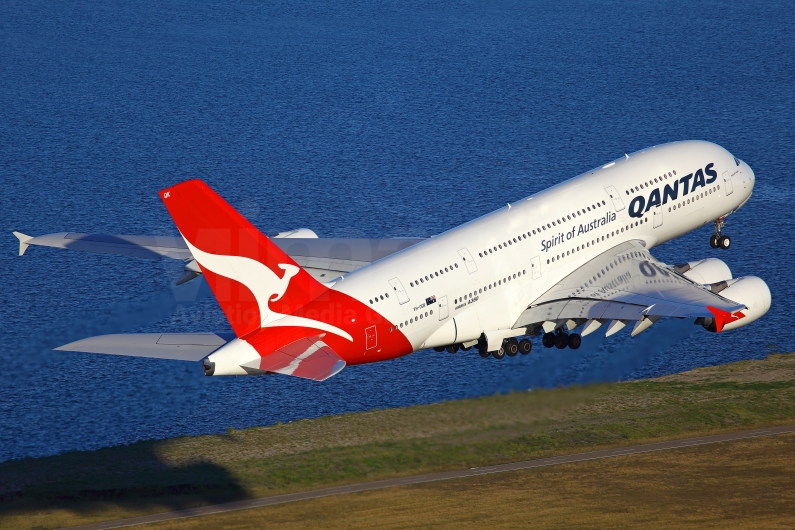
[55,333,235,361]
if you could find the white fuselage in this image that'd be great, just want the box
[333,141,755,351]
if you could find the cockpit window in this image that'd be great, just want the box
[734,157,740,166]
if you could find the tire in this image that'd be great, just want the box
[433,346,445,352]
[542,332,556,348]
[555,332,568,349]
[505,338,519,357]
[492,348,505,359]
[479,349,490,358]
[710,234,719,248]
[519,339,532,355]
[719,235,731,250]
[446,344,459,354]
[567,333,582,350]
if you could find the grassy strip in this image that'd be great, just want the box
[2,353,795,529]
[146,432,795,530]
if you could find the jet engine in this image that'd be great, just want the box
[675,258,732,284]
[699,276,771,332]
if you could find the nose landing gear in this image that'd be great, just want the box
[711,218,731,250]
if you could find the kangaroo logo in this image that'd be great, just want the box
[182,235,353,341]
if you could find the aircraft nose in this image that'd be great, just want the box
[741,160,755,194]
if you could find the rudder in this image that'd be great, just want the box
[159,180,327,338]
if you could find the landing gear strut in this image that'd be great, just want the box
[711,218,731,250]
[554,331,568,349]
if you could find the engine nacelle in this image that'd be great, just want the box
[676,258,732,284]
[700,276,771,332]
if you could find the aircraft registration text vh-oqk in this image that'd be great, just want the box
[14,141,771,381]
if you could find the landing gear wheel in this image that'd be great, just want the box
[542,332,556,348]
[433,346,445,352]
[446,344,459,354]
[567,333,582,350]
[519,339,532,355]
[492,348,505,359]
[479,349,490,358]
[719,235,731,250]
[555,332,569,349]
[710,234,719,248]
[504,338,519,357]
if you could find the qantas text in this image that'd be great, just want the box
[628,163,717,218]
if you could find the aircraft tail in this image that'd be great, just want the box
[159,180,328,338]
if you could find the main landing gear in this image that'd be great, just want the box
[710,218,731,250]
[542,330,581,350]
[474,336,533,359]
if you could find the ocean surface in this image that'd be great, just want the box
[1,0,793,462]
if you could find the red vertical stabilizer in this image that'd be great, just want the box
[159,180,327,338]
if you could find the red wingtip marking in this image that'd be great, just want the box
[707,306,745,333]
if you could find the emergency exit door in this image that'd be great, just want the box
[388,277,409,305]
[723,171,734,195]
[605,185,625,211]
[438,295,449,320]
[653,205,663,228]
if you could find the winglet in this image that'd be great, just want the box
[707,305,745,333]
[12,232,33,256]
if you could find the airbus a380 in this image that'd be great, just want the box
[14,140,771,381]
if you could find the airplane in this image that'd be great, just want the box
[13,140,771,382]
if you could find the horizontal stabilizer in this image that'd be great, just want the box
[55,333,235,361]
[12,231,33,256]
[15,232,193,260]
[240,334,346,381]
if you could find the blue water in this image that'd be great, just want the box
[1,0,793,463]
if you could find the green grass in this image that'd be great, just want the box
[3,353,795,529]
[147,433,795,530]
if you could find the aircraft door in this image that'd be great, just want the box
[530,255,542,279]
[458,248,478,273]
[723,171,734,195]
[653,204,663,228]
[365,326,377,350]
[389,277,410,305]
[605,185,625,211]
[438,295,449,321]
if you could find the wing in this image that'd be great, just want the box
[515,240,746,336]
[55,333,236,361]
[13,231,424,282]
